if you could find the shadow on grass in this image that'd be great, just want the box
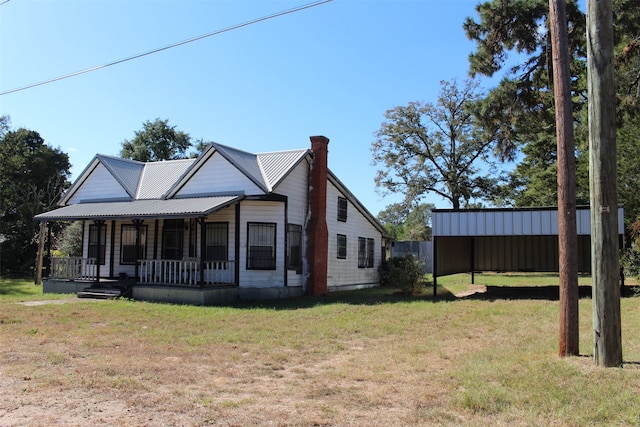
[0,278,37,297]
[228,285,455,310]
[455,285,640,301]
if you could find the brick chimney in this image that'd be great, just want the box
[306,135,329,295]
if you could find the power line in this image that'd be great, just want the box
[0,0,332,96]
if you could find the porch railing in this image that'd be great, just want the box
[50,257,97,281]
[138,259,235,286]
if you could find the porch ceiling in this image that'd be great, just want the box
[35,195,243,221]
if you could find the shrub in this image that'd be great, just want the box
[621,245,640,281]
[378,255,426,294]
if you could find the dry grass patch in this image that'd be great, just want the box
[1,277,639,426]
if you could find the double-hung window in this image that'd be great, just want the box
[337,234,347,259]
[358,237,375,268]
[337,197,348,222]
[247,222,276,270]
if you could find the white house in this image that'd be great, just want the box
[36,136,390,305]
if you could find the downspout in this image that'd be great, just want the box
[284,195,288,287]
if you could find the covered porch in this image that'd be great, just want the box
[37,195,245,302]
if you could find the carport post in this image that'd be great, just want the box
[432,236,438,296]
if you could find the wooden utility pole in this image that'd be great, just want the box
[549,0,579,356]
[586,0,622,367]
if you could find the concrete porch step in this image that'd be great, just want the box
[77,286,129,299]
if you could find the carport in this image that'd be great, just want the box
[431,206,625,295]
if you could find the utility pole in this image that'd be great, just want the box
[549,0,579,356]
[586,0,622,367]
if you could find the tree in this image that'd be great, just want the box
[120,118,192,161]
[372,79,504,210]
[464,0,640,226]
[465,0,587,204]
[0,118,71,274]
[377,202,434,241]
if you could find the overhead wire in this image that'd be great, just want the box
[0,0,332,96]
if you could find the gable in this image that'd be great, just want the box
[67,163,131,204]
[174,152,264,197]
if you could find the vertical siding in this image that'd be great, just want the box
[326,182,380,288]
[69,164,130,203]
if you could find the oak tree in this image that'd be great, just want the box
[372,79,504,210]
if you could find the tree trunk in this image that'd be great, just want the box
[587,0,623,367]
[549,0,579,356]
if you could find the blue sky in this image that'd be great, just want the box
[1,0,508,216]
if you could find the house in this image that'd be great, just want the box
[35,136,390,305]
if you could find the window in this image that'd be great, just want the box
[88,224,106,265]
[162,219,184,260]
[120,224,147,264]
[206,222,228,261]
[358,237,366,268]
[367,238,375,268]
[358,237,375,268]
[337,197,348,222]
[337,234,347,259]
[287,224,303,273]
[247,222,276,270]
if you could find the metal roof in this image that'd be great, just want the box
[35,195,243,221]
[258,149,309,191]
[97,155,144,198]
[137,158,194,199]
[432,206,625,236]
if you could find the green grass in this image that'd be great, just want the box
[0,277,41,299]
[1,276,639,426]
[433,271,596,296]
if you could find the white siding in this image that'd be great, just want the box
[326,182,380,288]
[238,200,286,288]
[69,164,130,203]
[272,161,309,288]
[176,153,264,197]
